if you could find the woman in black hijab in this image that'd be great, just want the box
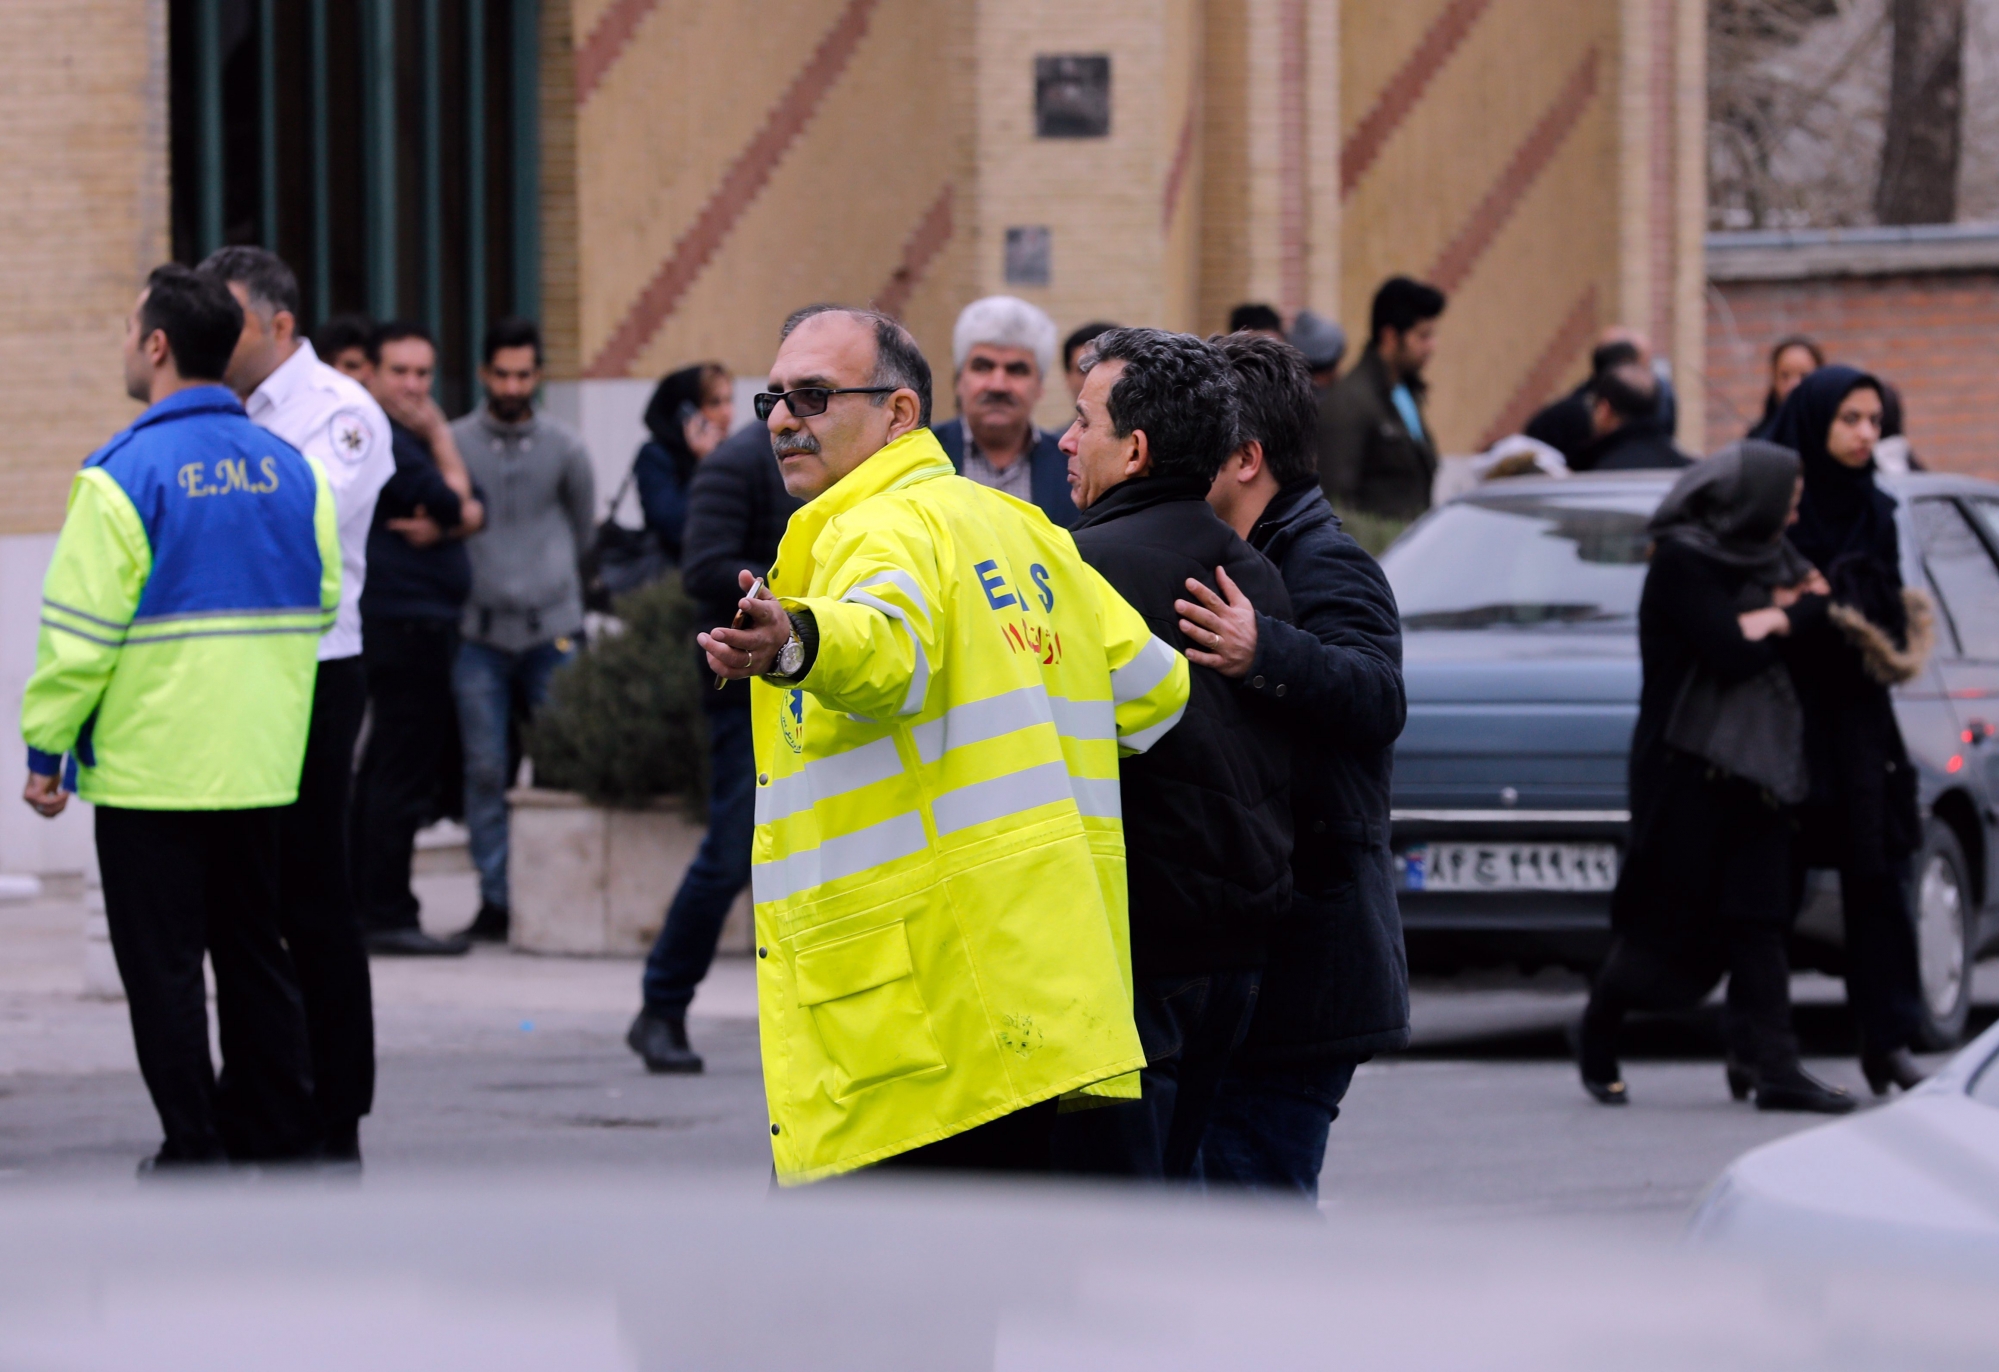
[1769,365,1936,1095]
[630,363,732,562]
[1747,335,1823,440]
[1577,441,1855,1113]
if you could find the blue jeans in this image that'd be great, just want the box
[641,705,756,1019]
[1198,1059,1358,1201]
[453,637,576,909]
[1048,969,1261,1180]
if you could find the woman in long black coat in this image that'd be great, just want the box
[1577,441,1855,1113]
[1768,366,1936,1095]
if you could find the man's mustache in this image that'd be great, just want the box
[773,431,821,458]
[972,390,1022,407]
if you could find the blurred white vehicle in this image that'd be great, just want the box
[1691,1016,1999,1271]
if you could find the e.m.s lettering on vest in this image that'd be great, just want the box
[178,456,284,497]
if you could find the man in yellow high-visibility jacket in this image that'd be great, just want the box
[702,306,1190,1183]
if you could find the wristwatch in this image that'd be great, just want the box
[768,625,806,680]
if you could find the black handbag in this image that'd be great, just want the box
[1664,663,1808,804]
[582,469,666,613]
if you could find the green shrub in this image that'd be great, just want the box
[525,577,709,813]
[1333,505,1409,558]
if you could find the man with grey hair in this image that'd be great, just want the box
[934,295,1077,527]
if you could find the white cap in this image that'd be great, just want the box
[952,296,1058,377]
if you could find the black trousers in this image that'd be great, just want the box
[97,805,318,1161]
[872,1099,1061,1174]
[1585,927,1799,1075]
[278,655,375,1132]
[1587,770,1800,1075]
[1048,969,1262,1180]
[352,618,459,933]
[1817,865,1926,1054]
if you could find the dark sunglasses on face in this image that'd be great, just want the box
[753,386,896,422]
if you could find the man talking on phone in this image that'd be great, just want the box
[701,306,1189,1183]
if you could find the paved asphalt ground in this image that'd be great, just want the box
[4,863,1993,1235]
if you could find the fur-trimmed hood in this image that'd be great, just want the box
[1828,587,1936,686]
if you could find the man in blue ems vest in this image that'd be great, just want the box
[19,266,339,1169]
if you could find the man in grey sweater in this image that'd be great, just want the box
[450,317,595,941]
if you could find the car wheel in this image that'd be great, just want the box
[1912,819,1974,1051]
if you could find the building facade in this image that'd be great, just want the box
[0,0,1704,876]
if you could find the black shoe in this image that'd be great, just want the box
[1861,1047,1926,1096]
[1754,1066,1858,1114]
[1574,1015,1628,1105]
[1725,1055,1756,1102]
[627,1010,703,1074]
[365,926,471,956]
[464,902,510,943]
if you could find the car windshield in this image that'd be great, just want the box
[1381,490,1661,630]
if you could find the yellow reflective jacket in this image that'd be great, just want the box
[753,428,1190,1183]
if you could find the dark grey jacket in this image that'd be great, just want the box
[681,423,801,710]
[1236,481,1411,1061]
[1318,347,1437,522]
[454,407,595,650]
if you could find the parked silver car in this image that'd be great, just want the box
[1381,470,1999,1047]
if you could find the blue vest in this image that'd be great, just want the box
[88,386,324,627]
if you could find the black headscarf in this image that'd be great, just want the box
[641,365,717,488]
[1648,440,1808,586]
[1768,364,1905,640]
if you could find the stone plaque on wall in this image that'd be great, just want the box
[1004,226,1052,287]
[1035,55,1111,138]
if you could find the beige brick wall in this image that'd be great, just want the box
[0,0,169,536]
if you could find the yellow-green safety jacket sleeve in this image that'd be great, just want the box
[783,517,943,721]
[310,456,342,616]
[20,469,154,765]
[1085,563,1191,755]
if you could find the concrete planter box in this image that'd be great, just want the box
[506,788,750,957]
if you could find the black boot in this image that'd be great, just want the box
[627,1010,703,1074]
[1724,1054,1756,1102]
[365,926,471,956]
[1754,1065,1857,1114]
[464,902,510,943]
[1861,1046,1926,1096]
[1574,1011,1628,1105]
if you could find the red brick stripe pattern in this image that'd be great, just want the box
[585,0,882,378]
[1340,0,1496,196]
[872,186,955,319]
[1478,284,1598,450]
[576,0,663,104]
[1427,47,1599,295]
[1161,101,1198,232]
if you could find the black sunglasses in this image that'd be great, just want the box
[753,386,896,422]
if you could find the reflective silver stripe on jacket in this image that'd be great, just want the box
[912,684,1054,765]
[849,568,931,620]
[840,586,930,716]
[751,809,931,905]
[1047,695,1116,744]
[1069,776,1123,820]
[1110,635,1176,704]
[931,760,1074,837]
[754,735,906,827]
[1118,699,1186,755]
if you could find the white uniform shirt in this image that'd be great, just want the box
[246,339,395,660]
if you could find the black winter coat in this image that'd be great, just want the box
[1236,482,1410,1061]
[1070,477,1296,975]
[1575,424,1694,473]
[1611,538,1828,947]
[363,421,472,622]
[682,423,801,711]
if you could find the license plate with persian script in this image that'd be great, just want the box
[1402,843,1619,893]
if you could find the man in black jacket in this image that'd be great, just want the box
[1179,331,1408,1199]
[351,321,487,960]
[627,421,800,1073]
[1572,360,1693,472]
[1053,327,1295,1179]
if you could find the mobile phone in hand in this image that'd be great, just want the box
[716,577,768,688]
